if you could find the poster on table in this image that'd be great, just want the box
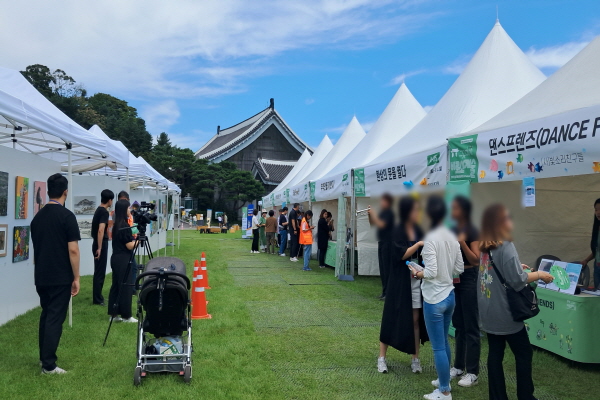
[313,171,352,202]
[537,258,582,295]
[359,145,447,197]
[449,106,600,183]
[287,183,309,204]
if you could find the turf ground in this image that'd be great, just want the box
[0,230,597,399]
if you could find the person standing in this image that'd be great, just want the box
[478,204,553,400]
[326,211,335,240]
[91,189,114,306]
[378,196,428,375]
[288,203,300,262]
[259,211,267,252]
[580,198,600,289]
[107,199,138,323]
[450,196,481,387]
[266,210,278,254]
[317,209,329,268]
[224,213,228,229]
[278,207,289,256]
[368,193,395,300]
[299,210,315,271]
[409,196,464,400]
[31,173,81,374]
[218,214,223,229]
[251,209,260,253]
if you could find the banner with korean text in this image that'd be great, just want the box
[313,170,352,202]
[288,182,309,204]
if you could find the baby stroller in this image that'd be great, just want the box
[133,257,192,385]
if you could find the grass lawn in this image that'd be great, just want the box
[0,230,597,399]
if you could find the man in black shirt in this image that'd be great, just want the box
[288,203,300,262]
[91,189,114,305]
[31,173,81,374]
[278,207,289,256]
[368,193,395,300]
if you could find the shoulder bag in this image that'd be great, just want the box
[488,251,539,322]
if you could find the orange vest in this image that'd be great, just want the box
[299,218,313,245]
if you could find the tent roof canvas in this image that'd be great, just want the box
[272,148,312,192]
[285,135,334,188]
[375,21,546,164]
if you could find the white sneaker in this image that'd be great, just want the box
[42,366,67,374]
[424,389,452,400]
[110,316,123,322]
[377,357,388,373]
[450,367,463,379]
[121,317,138,323]
[290,257,298,262]
[279,253,286,257]
[411,358,422,373]
[431,380,451,391]
[458,373,478,387]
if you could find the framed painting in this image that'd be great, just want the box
[0,224,8,257]
[73,195,97,215]
[15,176,29,219]
[13,225,30,263]
[33,181,47,216]
[77,219,93,239]
[0,171,7,216]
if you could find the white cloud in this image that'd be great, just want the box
[165,131,209,151]
[442,55,471,75]
[526,41,588,69]
[0,0,436,100]
[142,100,181,134]
[305,98,315,105]
[389,69,426,85]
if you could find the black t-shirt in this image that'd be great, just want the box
[377,208,395,242]
[279,214,287,230]
[91,206,109,249]
[31,203,81,286]
[288,209,298,233]
[112,225,134,256]
[453,224,479,267]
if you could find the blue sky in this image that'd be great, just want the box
[2,0,599,150]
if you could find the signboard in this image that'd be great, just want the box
[449,134,479,182]
[354,168,365,197]
[241,206,248,238]
[313,171,352,202]
[362,145,447,197]
[288,183,309,203]
[309,181,316,202]
[246,204,254,238]
[461,106,600,183]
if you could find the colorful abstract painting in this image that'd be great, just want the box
[0,224,8,257]
[13,225,30,263]
[33,181,47,216]
[0,171,7,216]
[15,176,29,219]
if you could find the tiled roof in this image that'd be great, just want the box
[195,106,310,160]
[252,158,297,185]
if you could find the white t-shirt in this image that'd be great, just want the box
[251,215,260,230]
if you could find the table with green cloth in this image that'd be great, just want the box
[525,289,600,363]
[325,241,337,267]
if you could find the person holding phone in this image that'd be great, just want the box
[299,210,315,271]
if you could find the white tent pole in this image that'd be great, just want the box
[126,168,130,192]
[350,169,356,277]
[172,192,175,255]
[67,144,73,327]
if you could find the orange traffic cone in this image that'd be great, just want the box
[198,252,211,289]
[191,286,211,319]
[191,259,200,305]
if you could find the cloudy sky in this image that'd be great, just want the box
[1,0,599,150]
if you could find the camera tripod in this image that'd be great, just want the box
[102,229,153,346]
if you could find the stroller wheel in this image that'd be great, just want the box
[133,366,142,386]
[183,365,192,384]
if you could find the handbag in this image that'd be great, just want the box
[488,251,540,322]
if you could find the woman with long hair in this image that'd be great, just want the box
[326,211,335,240]
[580,198,600,289]
[378,196,428,375]
[317,209,329,268]
[409,195,463,400]
[107,199,138,323]
[449,196,481,387]
[299,210,315,271]
[478,204,553,400]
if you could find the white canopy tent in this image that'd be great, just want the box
[265,148,312,207]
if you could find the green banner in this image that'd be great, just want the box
[427,151,441,166]
[325,241,337,267]
[285,189,290,203]
[270,193,275,206]
[449,134,479,182]
[354,168,365,197]
[309,182,316,202]
[526,290,600,363]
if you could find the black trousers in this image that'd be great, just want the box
[108,253,134,319]
[453,267,481,374]
[92,240,108,304]
[252,229,259,251]
[318,247,326,266]
[378,241,392,296]
[37,284,71,371]
[289,232,300,258]
[487,327,536,400]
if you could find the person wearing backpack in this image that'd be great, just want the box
[478,204,553,400]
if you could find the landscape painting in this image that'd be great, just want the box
[0,171,7,216]
[74,196,97,215]
[33,181,47,216]
[13,225,30,263]
[0,224,8,257]
[15,176,29,219]
[77,219,92,239]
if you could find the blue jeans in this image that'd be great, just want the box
[303,244,312,270]
[423,290,456,393]
[279,230,288,255]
